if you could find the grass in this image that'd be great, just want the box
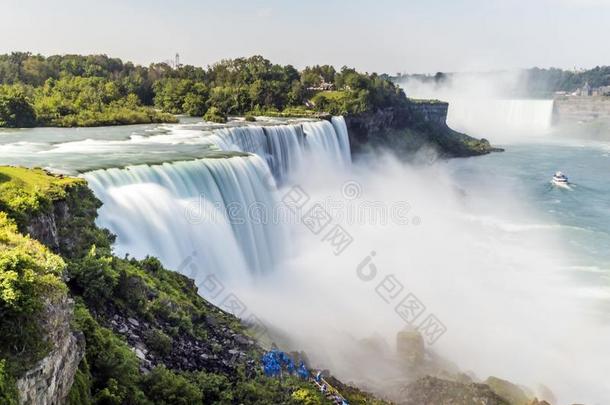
[0,167,83,195]
[0,166,85,223]
[247,105,324,118]
[315,90,348,101]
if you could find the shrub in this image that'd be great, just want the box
[291,388,324,405]
[144,329,172,357]
[0,360,18,405]
[0,212,66,372]
[141,366,201,405]
[67,246,119,307]
[67,359,93,405]
[71,303,147,404]
[188,372,233,403]
[203,106,227,123]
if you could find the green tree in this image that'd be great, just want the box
[0,85,36,127]
[182,82,209,116]
[203,106,227,123]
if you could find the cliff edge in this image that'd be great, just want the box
[343,100,500,158]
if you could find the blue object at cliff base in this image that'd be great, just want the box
[262,349,309,379]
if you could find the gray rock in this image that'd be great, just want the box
[234,335,250,345]
[16,297,85,405]
[134,348,147,361]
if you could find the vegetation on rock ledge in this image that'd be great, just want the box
[0,166,389,404]
[0,211,66,379]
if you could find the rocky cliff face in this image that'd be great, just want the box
[553,96,610,124]
[10,182,102,405]
[24,183,108,259]
[94,287,260,378]
[409,101,449,125]
[25,200,68,253]
[16,297,84,405]
[343,102,497,158]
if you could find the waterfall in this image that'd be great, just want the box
[210,126,268,157]
[447,99,555,136]
[331,116,352,164]
[82,117,351,287]
[207,119,350,182]
[84,155,287,280]
[207,124,305,183]
[263,125,305,182]
[302,120,348,168]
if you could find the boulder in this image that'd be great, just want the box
[399,375,510,405]
[485,376,531,405]
[396,328,425,372]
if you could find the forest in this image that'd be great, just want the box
[0,53,407,127]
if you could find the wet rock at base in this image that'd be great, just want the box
[396,328,425,373]
[398,375,510,405]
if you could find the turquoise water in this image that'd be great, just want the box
[448,139,610,293]
[0,116,311,174]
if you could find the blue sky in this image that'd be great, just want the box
[2,0,610,73]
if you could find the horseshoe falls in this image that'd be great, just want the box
[447,99,555,137]
[82,118,351,283]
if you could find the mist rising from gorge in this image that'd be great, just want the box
[80,113,610,404]
[223,148,610,404]
[397,71,557,141]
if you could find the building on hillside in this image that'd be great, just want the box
[578,81,592,96]
[592,85,610,97]
[306,75,335,91]
[569,82,610,97]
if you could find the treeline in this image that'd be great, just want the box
[0,52,407,127]
[523,66,610,96]
[0,53,176,127]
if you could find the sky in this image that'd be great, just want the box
[2,0,610,74]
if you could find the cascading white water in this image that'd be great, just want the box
[207,119,350,183]
[331,116,352,165]
[210,126,268,157]
[206,125,303,183]
[447,99,555,137]
[84,117,351,284]
[263,125,305,182]
[397,76,555,139]
[302,119,350,168]
[84,155,288,279]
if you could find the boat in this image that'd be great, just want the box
[551,171,569,187]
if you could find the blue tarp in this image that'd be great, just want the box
[262,349,308,379]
